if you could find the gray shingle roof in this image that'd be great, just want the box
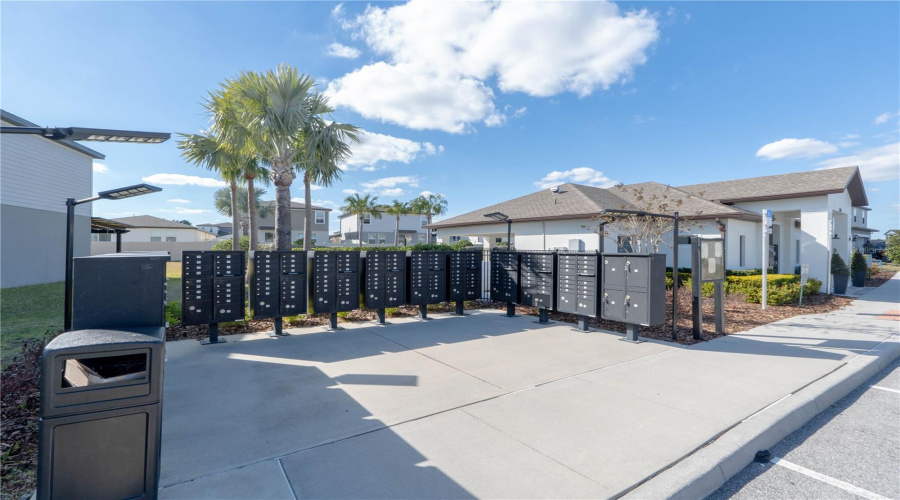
[112,215,199,229]
[609,182,759,219]
[677,166,862,204]
[261,200,332,211]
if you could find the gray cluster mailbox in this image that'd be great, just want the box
[556,252,601,330]
[37,329,164,500]
[448,250,482,315]
[182,251,245,325]
[249,251,308,335]
[72,253,169,338]
[601,253,666,341]
[490,250,519,303]
[313,251,360,314]
[363,250,407,323]
[409,251,448,318]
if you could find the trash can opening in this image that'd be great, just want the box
[62,353,147,388]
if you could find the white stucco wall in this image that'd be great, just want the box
[120,227,216,243]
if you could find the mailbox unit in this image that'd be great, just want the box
[363,250,407,309]
[182,251,245,325]
[519,251,556,310]
[601,253,666,326]
[313,251,360,313]
[448,250,482,302]
[556,252,601,317]
[490,250,519,303]
[409,251,448,305]
[71,253,169,338]
[248,251,308,319]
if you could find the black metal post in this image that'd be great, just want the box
[63,199,76,331]
[576,315,590,332]
[201,323,226,345]
[672,212,679,340]
[507,220,512,249]
[418,304,428,320]
[714,281,725,335]
[623,324,641,343]
[533,308,552,325]
[376,308,387,324]
[273,317,286,336]
[326,312,341,330]
[455,301,465,316]
[505,302,516,317]
[116,231,122,253]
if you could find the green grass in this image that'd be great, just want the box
[0,282,64,366]
[166,261,181,278]
[879,261,900,274]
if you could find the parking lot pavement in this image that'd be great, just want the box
[708,357,900,500]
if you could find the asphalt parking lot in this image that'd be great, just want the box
[708,357,900,500]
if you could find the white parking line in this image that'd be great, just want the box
[770,456,890,500]
[870,385,900,394]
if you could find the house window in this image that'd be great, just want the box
[495,237,503,244]
[315,211,325,224]
[265,232,274,242]
[421,217,427,227]
[150,229,162,242]
[477,237,483,243]
[91,233,112,242]
[165,230,177,242]
[378,233,386,244]
[363,214,371,225]
[419,234,428,243]
[450,236,461,243]
[368,233,377,244]
[617,236,633,252]
[739,235,746,267]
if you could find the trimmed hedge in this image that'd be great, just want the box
[680,274,822,305]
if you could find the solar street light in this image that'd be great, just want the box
[0,126,170,143]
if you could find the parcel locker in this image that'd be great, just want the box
[182,251,245,326]
[600,253,666,326]
[555,252,600,317]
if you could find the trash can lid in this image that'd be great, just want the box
[45,329,164,354]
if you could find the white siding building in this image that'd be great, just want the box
[1,110,105,288]
[107,215,217,243]
[432,167,871,292]
[337,212,429,246]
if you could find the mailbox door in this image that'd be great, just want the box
[366,288,385,309]
[213,302,242,322]
[183,300,213,324]
[280,276,306,315]
[601,289,626,322]
[626,256,649,291]
[557,292,576,314]
[603,256,626,288]
[624,291,649,325]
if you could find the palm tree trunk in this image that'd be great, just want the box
[271,158,295,251]
[427,213,433,243]
[229,181,240,251]
[395,215,400,247]
[247,175,259,251]
[358,216,363,249]
[303,172,313,251]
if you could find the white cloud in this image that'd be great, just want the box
[534,167,619,189]
[816,142,900,182]
[310,185,324,191]
[313,199,339,208]
[93,162,109,174]
[327,42,361,59]
[331,3,344,18]
[380,188,405,196]
[142,173,227,187]
[344,130,441,169]
[326,0,659,132]
[513,107,527,118]
[342,188,360,195]
[360,176,420,190]
[874,111,899,125]
[755,138,838,160]
[167,198,191,204]
[841,133,860,140]
[158,207,210,215]
[419,191,435,197]
[838,141,860,148]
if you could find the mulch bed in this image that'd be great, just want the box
[864,268,896,289]
[0,282,865,500]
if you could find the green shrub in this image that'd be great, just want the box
[831,253,849,276]
[450,240,474,250]
[726,269,763,276]
[850,250,867,273]
[165,301,182,327]
[212,235,250,252]
[385,307,401,316]
[336,311,350,319]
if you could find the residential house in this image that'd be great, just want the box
[431,166,871,292]
[337,212,429,246]
[106,216,217,243]
[196,222,233,237]
[1,109,105,288]
[256,201,331,246]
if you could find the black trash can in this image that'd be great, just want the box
[36,329,165,500]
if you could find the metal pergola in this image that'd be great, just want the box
[91,217,134,253]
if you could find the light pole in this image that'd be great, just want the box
[600,209,680,340]
[1,123,171,330]
[484,212,512,248]
[64,184,162,330]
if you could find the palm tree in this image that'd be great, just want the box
[383,200,410,247]
[178,132,243,251]
[208,65,358,251]
[410,194,448,244]
[240,156,269,250]
[213,186,274,237]
[298,113,360,251]
[341,194,383,248]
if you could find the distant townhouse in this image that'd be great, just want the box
[196,222,233,237]
[256,201,331,245]
[337,212,429,246]
[1,109,105,288]
[108,216,216,243]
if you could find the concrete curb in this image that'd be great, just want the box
[623,333,900,500]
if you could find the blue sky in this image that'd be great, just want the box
[2,1,898,236]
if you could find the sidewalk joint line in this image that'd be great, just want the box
[870,385,900,394]
[770,456,890,500]
[276,458,299,500]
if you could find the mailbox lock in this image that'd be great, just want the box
[625,295,630,301]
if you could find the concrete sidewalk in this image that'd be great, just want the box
[159,276,899,499]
